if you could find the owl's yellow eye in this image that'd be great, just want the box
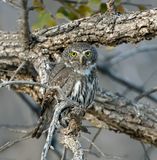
[85,51,92,58]
[69,52,77,57]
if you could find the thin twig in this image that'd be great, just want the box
[83,149,100,158]
[0,124,37,134]
[61,146,66,160]
[0,129,48,153]
[20,0,30,49]
[89,128,102,150]
[140,142,151,160]
[0,80,47,88]
[7,61,26,90]
[41,101,70,160]
[9,62,26,81]
[134,87,157,102]
[54,0,88,4]
[97,64,157,103]
[1,0,21,8]
[82,135,124,160]
[0,80,71,99]
[106,0,116,14]
[0,134,32,152]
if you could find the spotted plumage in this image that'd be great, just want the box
[32,43,98,138]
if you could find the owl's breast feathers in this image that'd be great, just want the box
[48,62,97,107]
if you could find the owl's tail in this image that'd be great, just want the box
[32,89,56,138]
[32,116,46,138]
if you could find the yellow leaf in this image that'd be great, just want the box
[138,5,146,11]
[33,0,44,12]
[116,5,125,13]
[77,5,92,16]
[32,10,56,30]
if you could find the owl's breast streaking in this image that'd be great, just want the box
[48,62,97,107]
[70,70,97,107]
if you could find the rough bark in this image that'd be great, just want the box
[1,8,157,147]
[86,91,157,147]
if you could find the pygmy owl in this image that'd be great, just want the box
[32,42,98,138]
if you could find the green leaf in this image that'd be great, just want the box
[56,7,78,20]
[32,10,56,30]
[32,0,44,12]
[115,0,122,5]
[68,12,78,20]
[56,7,69,19]
[138,5,146,11]
[99,3,107,13]
[77,5,92,16]
[88,0,101,9]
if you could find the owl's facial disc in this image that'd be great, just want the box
[65,53,95,75]
[68,51,93,69]
[62,43,97,74]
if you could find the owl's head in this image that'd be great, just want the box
[62,43,97,74]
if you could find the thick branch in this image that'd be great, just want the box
[33,8,157,55]
[86,90,157,146]
[1,8,157,58]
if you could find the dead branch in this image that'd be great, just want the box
[41,101,72,160]
[20,0,30,49]
[106,0,116,14]
[134,87,157,102]
[0,134,32,152]
[86,90,157,147]
[82,134,123,160]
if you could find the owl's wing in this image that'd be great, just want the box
[32,63,65,138]
[49,63,81,96]
[31,88,57,138]
[32,63,78,138]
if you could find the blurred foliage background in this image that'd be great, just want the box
[31,0,149,30]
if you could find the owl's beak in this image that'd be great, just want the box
[79,56,86,65]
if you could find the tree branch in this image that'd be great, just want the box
[86,90,157,147]
[33,8,157,53]
[20,0,30,49]
[1,8,157,58]
[1,7,157,150]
